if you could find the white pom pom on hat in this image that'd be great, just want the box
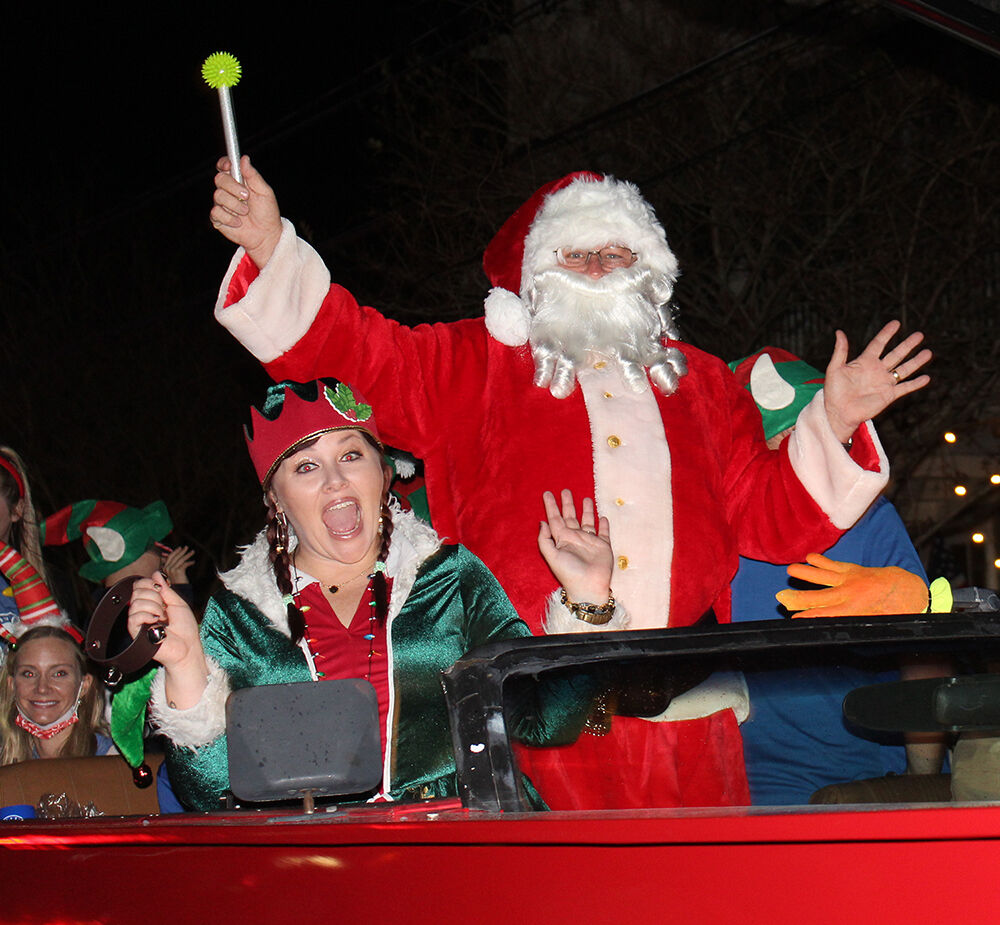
[484,287,531,346]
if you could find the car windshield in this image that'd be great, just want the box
[479,601,1000,813]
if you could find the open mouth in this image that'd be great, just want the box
[322,499,363,537]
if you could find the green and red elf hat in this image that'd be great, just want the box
[40,500,173,583]
[728,348,825,442]
[246,379,383,488]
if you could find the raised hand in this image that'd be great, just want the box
[161,545,195,585]
[210,155,283,269]
[822,320,932,443]
[538,489,613,604]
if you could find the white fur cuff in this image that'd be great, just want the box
[214,218,331,364]
[148,657,231,749]
[542,588,630,634]
[788,391,889,530]
[643,671,750,724]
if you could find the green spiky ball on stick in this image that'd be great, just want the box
[202,52,244,183]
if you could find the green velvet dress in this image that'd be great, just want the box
[160,518,587,811]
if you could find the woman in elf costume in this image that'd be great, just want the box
[127,378,592,810]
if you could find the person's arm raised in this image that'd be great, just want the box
[210,155,283,270]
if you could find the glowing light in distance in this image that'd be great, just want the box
[954,485,967,496]
[972,533,985,544]
[992,474,1000,485]
[944,432,957,443]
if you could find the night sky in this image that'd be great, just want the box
[4,3,478,593]
[4,2,999,603]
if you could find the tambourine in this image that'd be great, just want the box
[85,575,165,692]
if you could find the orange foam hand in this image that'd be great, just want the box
[776,553,928,619]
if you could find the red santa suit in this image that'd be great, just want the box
[215,174,888,809]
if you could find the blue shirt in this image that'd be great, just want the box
[732,497,927,805]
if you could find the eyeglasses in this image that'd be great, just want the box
[555,245,638,270]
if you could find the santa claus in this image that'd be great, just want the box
[209,158,930,809]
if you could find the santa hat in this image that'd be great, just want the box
[246,378,383,488]
[728,348,825,441]
[41,500,173,583]
[482,172,680,346]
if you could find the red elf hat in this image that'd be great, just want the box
[246,379,383,488]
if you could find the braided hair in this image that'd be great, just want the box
[371,499,394,625]
[265,496,306,644]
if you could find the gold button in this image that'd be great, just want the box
[603,391,613,399]
[617,556,629,570]
[615,497,625,506]
[594,360,607,370]
[607,435,621,448]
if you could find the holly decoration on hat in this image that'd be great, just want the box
[325,382,373,423]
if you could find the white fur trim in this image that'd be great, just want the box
[484,287,531,346]
[521,177,678,299]
[219,531,289,633]
[148,657,231,749]
[787,391,889,530]
[578,364,673,628]
[214,219,331,364]
[384,508,442,623]
[5,610,74,641]
[641,671,750,724]
[218,508,441,638]
[541,588,629,634]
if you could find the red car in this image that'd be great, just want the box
[3,606,1000,924]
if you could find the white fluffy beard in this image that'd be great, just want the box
[526,265,688,399]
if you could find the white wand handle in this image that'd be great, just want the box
[217,86,243,183]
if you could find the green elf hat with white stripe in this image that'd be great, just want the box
[728,347,825,441]
[40,500,173,583]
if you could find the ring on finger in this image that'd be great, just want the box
[891,368,901,382]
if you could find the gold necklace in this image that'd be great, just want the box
[326,567,374,595]
[293,552,378,595]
